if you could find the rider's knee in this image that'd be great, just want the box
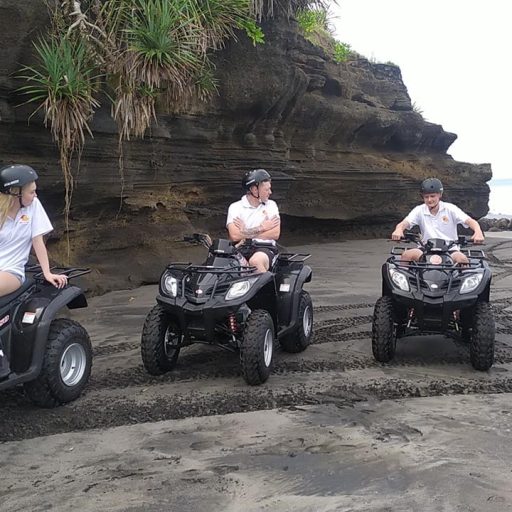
[451,251,469,265]
[401,249,422,263]
[249,252,270,273]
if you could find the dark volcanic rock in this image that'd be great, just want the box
[0,2,492,292]
[480,217,512,231]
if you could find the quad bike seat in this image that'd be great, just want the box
[0,278,35,309]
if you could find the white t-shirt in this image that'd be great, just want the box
[0,197,53,280]
[405,201,469,243]
[226,195,280,245]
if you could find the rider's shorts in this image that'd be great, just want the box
[2,269,25,284]
[240,245,279,268]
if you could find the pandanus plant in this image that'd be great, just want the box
[17,0,332,257]
[17,32,100,255]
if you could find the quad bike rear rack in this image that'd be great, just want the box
[277,253,311,262]
[25,265,91,282]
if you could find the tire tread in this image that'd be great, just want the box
[470,302,495,371]
[372,296,396,363]
[240,310,274,385]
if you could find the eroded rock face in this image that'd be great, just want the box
[0,3,492,292]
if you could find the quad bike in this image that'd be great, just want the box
[141,234,313,385]
[372,233,495,370]
[0,266,93,407]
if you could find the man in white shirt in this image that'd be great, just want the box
[226,169,281,272]
[391,178,485,264]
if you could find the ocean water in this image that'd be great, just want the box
[489,179,512,216]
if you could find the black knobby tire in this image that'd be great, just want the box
[280,291,314,353]
[24,318,92,408]
[372,296,397,363]
[470,302,495,371]
[240,310,275,385]
[141,304,181,375]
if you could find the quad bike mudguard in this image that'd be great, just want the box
[275,262,312,337]
[0,285,87,387]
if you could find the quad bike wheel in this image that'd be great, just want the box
[470,302,495,371]
[372,296,397,363]
[24,318,92,408]
[141,304,181,375]
[240,309,274,385]
[280,291,313,353]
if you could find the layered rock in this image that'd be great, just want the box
[0,1,492,292]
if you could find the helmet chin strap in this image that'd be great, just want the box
[249,185,265,204]
[8,190,24,209]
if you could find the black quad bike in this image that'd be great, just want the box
[372,233,495,370]
[141,234,313,385]
[0,266,92,407]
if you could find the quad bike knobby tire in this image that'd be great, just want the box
[470,302,495,371]
[141,304,181,375]
[240,309,274,385]
[280,291,313,353]
[24,319,92,408]
[372,296,397,363]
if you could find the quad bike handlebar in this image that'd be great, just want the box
[395,231,483,248]
[183,233,213,248]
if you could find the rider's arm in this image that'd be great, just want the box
[258,218,280,240]
[258,201,280,241]
[391,219,411,240]
[228,217,280,241]
[32,235,67,288]
[226,202,244,242]
[227,222,244,242]
[465,217,485,243]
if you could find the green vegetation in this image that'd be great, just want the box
[18,35,100,239]
[333,41,351,63]
[296,8,329,34]
[17,0,330,242]
[412,101,424,116]
[296,6,352,63]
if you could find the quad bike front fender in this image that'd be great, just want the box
[277,265,312,337]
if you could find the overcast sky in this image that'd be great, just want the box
[331,0,509,181]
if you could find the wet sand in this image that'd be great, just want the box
[1,236,512,511]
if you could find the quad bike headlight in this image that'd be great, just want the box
[460,273,483,294]
[389,268,410,292]
[226,278,258,301]
[161,274,178,297]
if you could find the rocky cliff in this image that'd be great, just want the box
[0,1,492,292]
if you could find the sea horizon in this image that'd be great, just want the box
[488,178,512,217]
